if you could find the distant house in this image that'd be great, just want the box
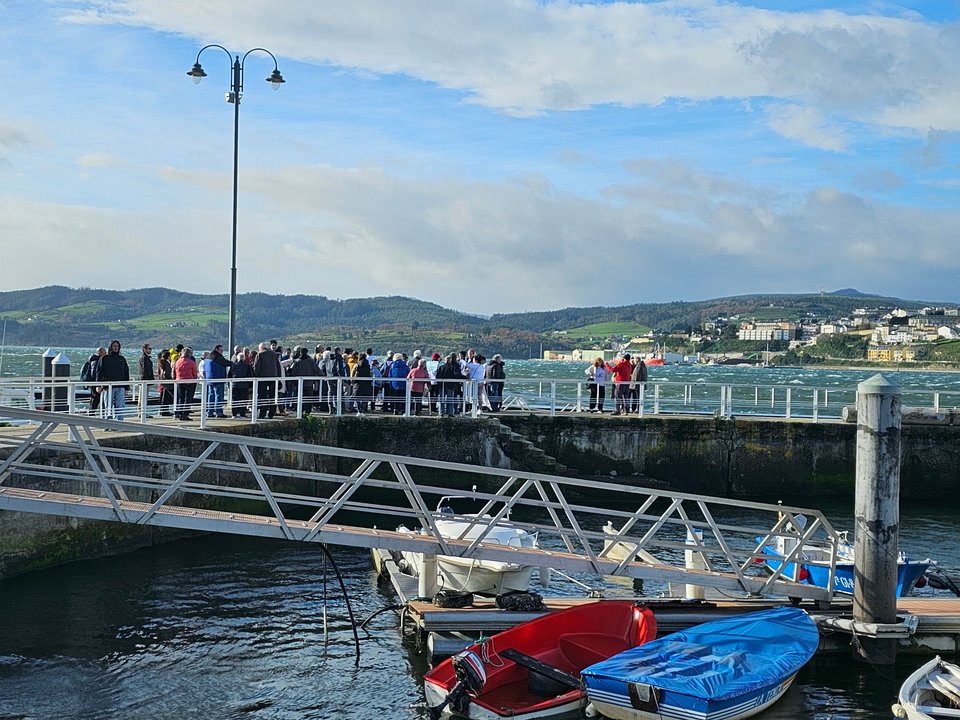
[867,344,924,362]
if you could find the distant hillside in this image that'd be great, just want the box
[0,286,486,351]
[490,292,932,333]
[0,286,942,356]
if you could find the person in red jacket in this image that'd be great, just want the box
[174,347,199,421]
[608,353,633,415]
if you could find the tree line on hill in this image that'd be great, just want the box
[0,286,937,358]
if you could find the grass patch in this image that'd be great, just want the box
[562,321,651,342]
[127,311,227,330]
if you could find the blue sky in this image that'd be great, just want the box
[1,0,958,314]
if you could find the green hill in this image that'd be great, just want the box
[0,286,945,358]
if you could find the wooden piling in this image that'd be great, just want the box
[853,374,901,665]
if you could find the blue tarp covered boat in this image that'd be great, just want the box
[581,606,819,720]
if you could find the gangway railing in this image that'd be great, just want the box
[0,406,838,601]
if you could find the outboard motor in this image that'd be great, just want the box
[428,650,486,719]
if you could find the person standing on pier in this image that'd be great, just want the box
[253,342,282,419]
[436,353,463,417]
[586,357,608,413]
[96,340,130,421]
[610,353,633,415]
[388,352,411,415]
[174,347,198,421]
[137,343,154,414]
[82,347,107,415]
[156,349,174,416]
[630,357,648,412]
[485,354,506,412]
[204,345,230,418]
[228,351,253,417]
[425,352,441,414]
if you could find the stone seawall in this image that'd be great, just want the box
[1,414,957,578]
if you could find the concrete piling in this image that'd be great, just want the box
[853,373,901,665]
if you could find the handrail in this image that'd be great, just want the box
[1,374,958,424]
[0,405,839,601]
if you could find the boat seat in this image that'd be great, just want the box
[932,675,960,705]
[559,634,626,667]
[500,648,580,692]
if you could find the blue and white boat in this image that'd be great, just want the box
[581,606,819,720]
[757,528,931,598]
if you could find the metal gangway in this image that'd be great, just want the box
[0,406,838,602]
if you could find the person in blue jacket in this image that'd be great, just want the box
[203,344,231,418]
[388,352,410,415]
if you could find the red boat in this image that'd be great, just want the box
[424,600,657,719]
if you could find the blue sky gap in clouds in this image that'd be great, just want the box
[0,0,957,314]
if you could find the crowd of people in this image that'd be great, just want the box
[584,353,649,415]
[80,340,509,421]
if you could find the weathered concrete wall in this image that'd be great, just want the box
[500,415,960,501]
[1,414,958,578]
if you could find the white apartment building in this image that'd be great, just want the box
[738,321,798,342]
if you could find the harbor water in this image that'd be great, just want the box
[0,346,958,717]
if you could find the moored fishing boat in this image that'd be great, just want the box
[757,525,931,598]
[581,606,818,720]
[892,655,960,719]
[424,600,657,719]
[397,499,541,596]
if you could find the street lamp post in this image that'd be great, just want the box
[187,46,285,355]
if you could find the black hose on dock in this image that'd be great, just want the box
[926,566,960,597]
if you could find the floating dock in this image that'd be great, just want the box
[373,549,960,661]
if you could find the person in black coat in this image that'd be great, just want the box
[435,353,464,417]
[228,352,253,417]
[286,347,322,415]
[253,342,282,419]
[95,339,130,420]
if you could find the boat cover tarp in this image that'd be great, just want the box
[582,606,818,700]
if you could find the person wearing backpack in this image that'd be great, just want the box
[81,347,106,415]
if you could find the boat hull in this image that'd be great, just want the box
[424,601,657,719]
[759,548,929,597]
[402,550,536,595]
[582,607,818,720]
[398,514,540,596]
[586,674,796,720]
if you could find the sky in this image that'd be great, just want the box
[1,1,959,315]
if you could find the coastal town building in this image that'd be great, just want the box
[737,321,798,342]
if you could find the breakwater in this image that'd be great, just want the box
[1,413,958,579]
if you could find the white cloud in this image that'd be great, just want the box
[6,156,956,312]
[62,0,960,138]
[766,104,849,151]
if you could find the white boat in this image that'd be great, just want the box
[397,499,540,596]
[893,656,960,719]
